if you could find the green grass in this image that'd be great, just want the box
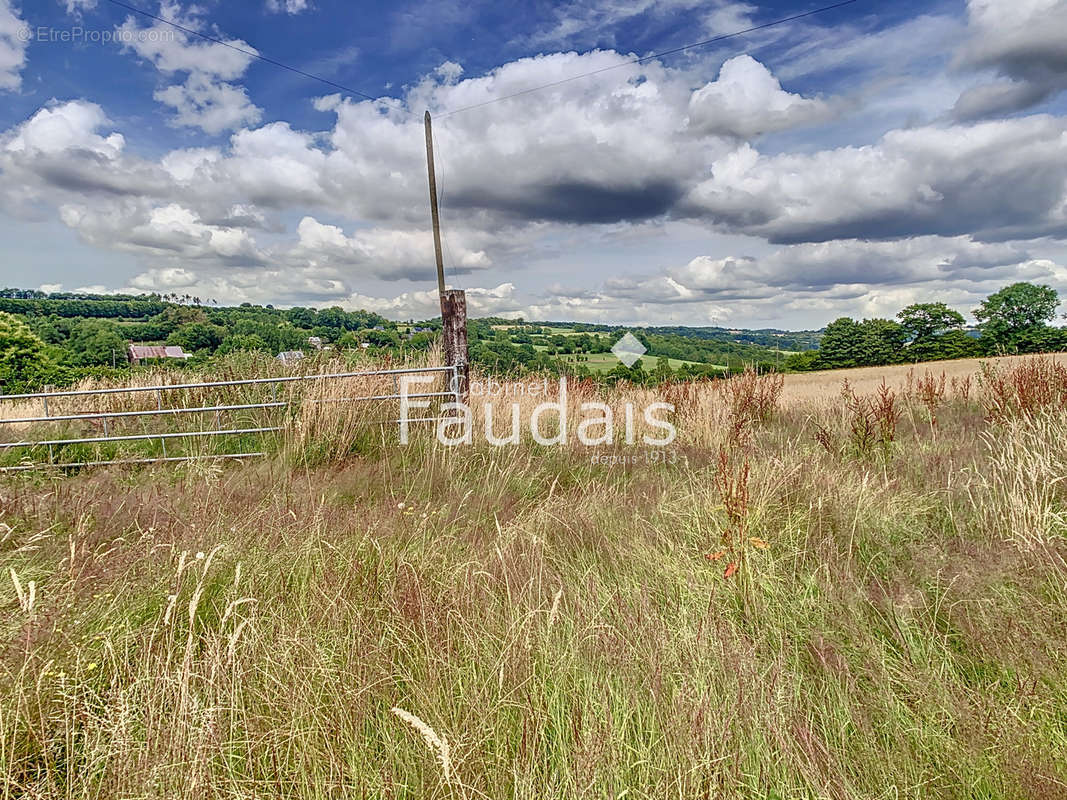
[556,352,717,372]
[2,363,1066,798]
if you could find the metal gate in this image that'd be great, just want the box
[0,365,459,472]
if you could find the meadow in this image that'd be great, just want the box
[1,354,1066,798]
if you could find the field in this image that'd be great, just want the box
[2,355,1067,798]
[781,352,1067,405]
[554,352,713,372]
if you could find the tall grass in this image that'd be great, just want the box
[0,356,1065,797]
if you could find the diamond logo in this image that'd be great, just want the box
[611,332,646,368]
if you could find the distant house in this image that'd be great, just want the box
[307,336,324,350]
[128,344,192,366]
[276,350,305,365]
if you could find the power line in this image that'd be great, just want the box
[103,0,860,117]
[101,0,378,101]
[439,0,861,117]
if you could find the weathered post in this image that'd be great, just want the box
[424,111,469,403]
[440,288,469,403]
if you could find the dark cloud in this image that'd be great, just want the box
[451,179,683,225]
[952,0,1067,120]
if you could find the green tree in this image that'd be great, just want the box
[815,318,905,369]
[858,319,906,366]
[974,282,1059,353]
[784,350,819,372]
[652,355,674,383]
[217,333,269,354]
[934,329,982,360]
[815,318,864,368]
[285,307,316,328]
[0,312,47,382]
[897,302,966,360]
[167,322,224,353]
[66,319,127,367]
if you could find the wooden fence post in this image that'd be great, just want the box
[440,289,469,403]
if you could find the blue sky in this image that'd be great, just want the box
[1,0,1067,327]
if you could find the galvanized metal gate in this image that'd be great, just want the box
[0,365,460,472]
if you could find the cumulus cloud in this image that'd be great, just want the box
[953,0,1067,119]
[286,216,492,281]
[682,115,1067,243]
[688,55,835,138]
[347,283,522,319]
[0,0,28,91]
[3,34,1067,327]
[0,101,163,213]
[528,237,1067,327]
[59,202,267,266]
[154,75,262,134]
[116,1,263,134]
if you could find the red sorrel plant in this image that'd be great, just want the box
[720,368,784,448]
[979,357,1067,421]
[840,379,900,458]
[714,444,751,578]
[950,374,972,403]
[915,370,947,429]
[725,368,784,425]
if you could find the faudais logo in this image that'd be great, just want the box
[611,332,647,367]
[399,376,676,448]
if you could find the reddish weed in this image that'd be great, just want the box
[979,357,1067,421]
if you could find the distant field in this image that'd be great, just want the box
[556,352,716,372]
[780,351,1067,405]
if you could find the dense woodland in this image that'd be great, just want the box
[0,281,1064,392]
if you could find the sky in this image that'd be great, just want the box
[1,0,1066,329]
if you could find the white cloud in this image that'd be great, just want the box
[683,115,1067,243]
[522,0,750,49]
[266,0,310,14]
[116,1,263,134]
[286,216,492,281]
[346,283,522,319]
[3,34,1067,329]
[117,2,256,79]
[435,60,463,83]
[62,0,97,13]
[687,55,835,138]
[527,237,1067,327]
[3,101,124,156]
[59,202,267,265]
[0,0,28,91]
[155,75,262,134]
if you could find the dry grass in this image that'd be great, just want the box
[780,352,1067,406]
[0,356,1066,798]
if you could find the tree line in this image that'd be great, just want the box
[786,282,1064,371]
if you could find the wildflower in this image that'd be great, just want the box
[724,563,738,578]
[705,551,726,562]
[195,551,205,560]
[397,502,406,510]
